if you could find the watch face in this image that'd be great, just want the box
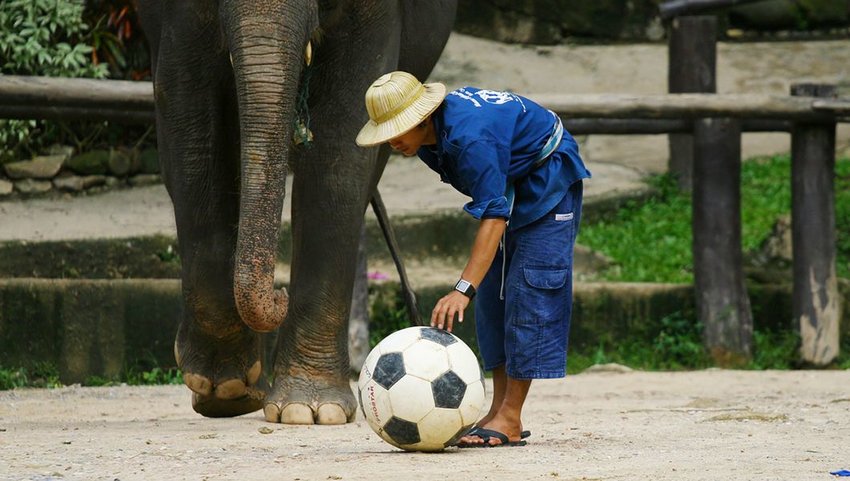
[456,279,471,292]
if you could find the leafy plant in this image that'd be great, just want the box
[86,0,150,80]
[0,0,108,162]
[0,362,61,390]
[368,285,414,348]
[747,329,800,370]
[651,312,707,369]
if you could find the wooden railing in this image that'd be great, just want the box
[0,74,845,367]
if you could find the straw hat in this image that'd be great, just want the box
[356,71,446,147]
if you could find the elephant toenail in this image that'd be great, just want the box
[247,361,262,385]
[316,404,347,425]
[215,379,247,400]
[183,373,212,396]
[264,403,281,423]
[281,403,315,425]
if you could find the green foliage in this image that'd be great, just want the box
[747,330,800,370]
[568,311,711,372]
[368,285,415,348]
[0,362,61,390]
[85,0,151,80]
[0,362,181,390]
[0,0,108,163]
[124,366,183,386]
[0,0,106,77]
[0,367,28,389]
[651,312,708,368]
[84,366,182,387]
[580,155,850,281]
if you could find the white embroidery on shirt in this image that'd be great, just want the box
[449,88,482,107]
[475,89,515,105]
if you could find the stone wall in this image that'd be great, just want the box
[454,0,850,44]
[0,145,161,199]
[2,278,847,383]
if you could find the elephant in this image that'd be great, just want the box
[136,0,457,423]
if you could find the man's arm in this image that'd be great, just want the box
[431,217,507,332]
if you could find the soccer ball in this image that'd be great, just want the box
[357,326,486,452]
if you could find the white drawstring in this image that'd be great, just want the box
[499,228,507,301]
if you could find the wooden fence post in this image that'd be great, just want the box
[693,117,753,365]
[790,83,841,366]
[668,16,717,191]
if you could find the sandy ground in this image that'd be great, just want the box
[1,369,848,481]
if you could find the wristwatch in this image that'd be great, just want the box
[454,279,476,299]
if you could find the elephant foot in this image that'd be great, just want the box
[175,323,268,418]
[264,374,357,425]
[191,376,269,418]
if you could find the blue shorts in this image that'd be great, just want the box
[474,181,583,379]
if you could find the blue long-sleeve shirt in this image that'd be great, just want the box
[417,87,591,230]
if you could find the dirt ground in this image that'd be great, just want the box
[1,369,848,481]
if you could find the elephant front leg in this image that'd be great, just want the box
[263,161,372,424]
[264,136,388,424]
[144,5,269,417]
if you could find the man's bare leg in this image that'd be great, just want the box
[459,365,531,446]
[477,365,507,425]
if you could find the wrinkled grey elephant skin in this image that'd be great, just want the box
[137,0,457,424]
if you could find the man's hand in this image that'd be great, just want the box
[431,290,470,332]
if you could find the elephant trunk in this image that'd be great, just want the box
[223,1,318,332]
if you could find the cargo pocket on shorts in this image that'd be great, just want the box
[521,267,568,318]
[508,267,569,376]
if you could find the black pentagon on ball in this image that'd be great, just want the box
[444,423,476,448]
[383,416,421,446]
[420,327,458,347]
[372,352,406,390]
[431,370,467,409]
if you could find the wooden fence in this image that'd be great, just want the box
[0,71,847,367]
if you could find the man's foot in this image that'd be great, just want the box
[457,427,527,448]
[457,417,525,447]
[468,425,531,440]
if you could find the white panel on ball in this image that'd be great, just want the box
[402,340,450,381]
[360,345,382,380]
[376,326,421,353]
[358,379,394,433]
[457,379,486,427]
[445,342,483,384]
[386,375,435,423]
[411,408,463,451]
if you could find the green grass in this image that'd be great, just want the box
[0,362,62,390]
[579,155,850,282]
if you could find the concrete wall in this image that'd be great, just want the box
[0,279,181,383]
[2,278,846,383]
